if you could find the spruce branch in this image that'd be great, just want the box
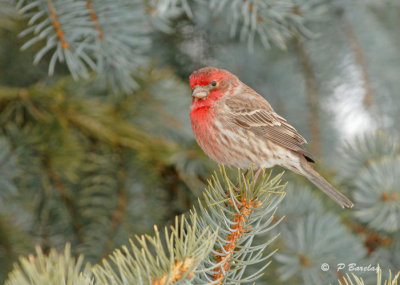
[353,157,400,233]
[212,196,262,283]
[152,258,195,285]
[92,212,217,285]
[101,151,128,258]
[194,167,286,284]
[11,0,331,95]
[275,184,323,227]
[85,0,103,41]
[275,213,365,284]
[88,0,150,93]
[341,11,374,108]
[43,157,84,243]
[75,146,124,262]
[208,0,327,50]
[366,238,400,279]
[148,0,193,21]
[2,167,287,284]
[93,168,286,285]
[15,0,150,93]
[337,131,399,182]
[0,137,19,200]
[17,0,94,78]
[4,243,92,285]
[0,84,177,156]
[346,220,393,257]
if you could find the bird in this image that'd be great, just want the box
[189,66,354,208]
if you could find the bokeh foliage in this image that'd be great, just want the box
[0,0,400,284]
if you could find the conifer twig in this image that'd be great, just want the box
[152,258,194,285]
[47,0,69,49]
[212,169,264,284]
[102,155,127,258]
[347,220,393,255]
[212,196,261,284]
[86,0,103,40]
[342,16,373,107]
[295,38,322,157]
[44,158,84,243]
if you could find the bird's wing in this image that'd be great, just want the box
[224,91,314,162]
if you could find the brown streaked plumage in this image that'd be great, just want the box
[189,66,353,208]
[225,88,315,163]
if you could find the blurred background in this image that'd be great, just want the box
[0,0,399,284]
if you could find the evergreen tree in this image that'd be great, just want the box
[0,0,399,284]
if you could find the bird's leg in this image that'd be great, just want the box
[233,169,249,192]
[224,169,249,198]
[224,168,262,207]
[253,168,263,183]
[237,169,249,188]
[225,169,259,197]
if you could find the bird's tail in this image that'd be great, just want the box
[299,159,354,208]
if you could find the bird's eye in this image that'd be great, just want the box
[211,81,217,87]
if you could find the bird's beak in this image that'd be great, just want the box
[192,86,209,100]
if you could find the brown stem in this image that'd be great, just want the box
[337,270,346,284]
[86,0,104,40]
[212,196,261,284]
[152,258,194,285]
[342,18,373,107]
[44,158,83,243]
[47,0,69,49]
[347,220,393,255]
[102,157,127,257]
[295,38,322,157]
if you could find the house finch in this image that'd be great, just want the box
[189,67,353,208]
